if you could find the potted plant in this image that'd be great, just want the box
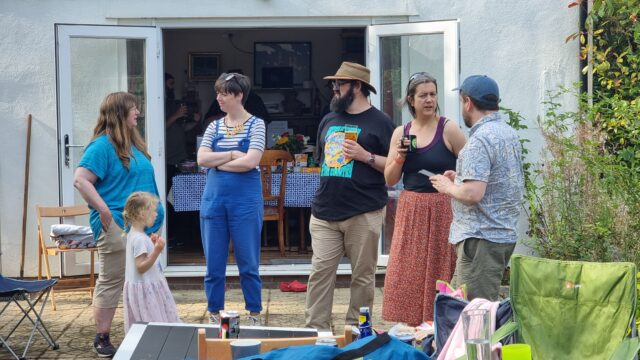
[271,132,308,157]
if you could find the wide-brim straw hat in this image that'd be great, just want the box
[323,62,377,94]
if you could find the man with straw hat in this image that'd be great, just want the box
[305,62,394,330]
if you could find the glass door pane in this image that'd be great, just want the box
[69,38,147,207]
[368,21,459,266]
[56,25,159,275]
[379,34,445,126]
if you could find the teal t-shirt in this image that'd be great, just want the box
[78,135,164,239]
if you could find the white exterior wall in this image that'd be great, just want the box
[0,0,580,276]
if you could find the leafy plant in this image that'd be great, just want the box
[550,1,640,329]
[525,87,640,265]
[501,106,532,187]
[567,0,640,168]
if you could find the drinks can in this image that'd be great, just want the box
[219,310,240,339]
[402,135,417,153]
[315,338,338,347]
[357,306,373,339]
[358,306,371,327]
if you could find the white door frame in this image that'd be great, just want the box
[56,24,163,274]
[367,20,460,266]
[367,20,460,125]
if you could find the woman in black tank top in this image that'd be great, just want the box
[382,73,467,324]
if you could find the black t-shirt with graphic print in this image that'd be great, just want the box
[311,107,395,221]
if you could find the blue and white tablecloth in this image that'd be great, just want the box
[171,172,321,212]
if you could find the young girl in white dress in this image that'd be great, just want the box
[122,192,180,333]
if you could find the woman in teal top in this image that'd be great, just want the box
[74,92,164,357]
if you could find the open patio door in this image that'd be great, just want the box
[367,20,460,266]
[56,24,163,275]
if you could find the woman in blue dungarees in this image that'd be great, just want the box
[197,72,266,325]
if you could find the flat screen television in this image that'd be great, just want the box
[262,67,294,88]
[254,42,311,87]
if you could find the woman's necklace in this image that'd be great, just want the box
[224,116,248,136]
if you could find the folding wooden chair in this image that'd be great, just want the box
[197,325,352,360]
[0,275,59,360]
[36,205,96,310]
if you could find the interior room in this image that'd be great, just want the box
[163,27,365,266]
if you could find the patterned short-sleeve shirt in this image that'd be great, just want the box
[449,112,524,245]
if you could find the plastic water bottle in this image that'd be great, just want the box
[357,306,373,339]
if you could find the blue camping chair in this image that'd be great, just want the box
[0,275,59,360]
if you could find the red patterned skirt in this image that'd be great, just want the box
[382,190,456,325]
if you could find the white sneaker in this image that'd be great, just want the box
[209,312,221,325]
[247,313,262,326]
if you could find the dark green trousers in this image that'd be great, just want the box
[451,237,515,301]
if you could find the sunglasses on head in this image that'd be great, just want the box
[225,73,241,85]
[409,72,432,82]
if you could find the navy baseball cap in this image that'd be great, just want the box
[453,75,500,109]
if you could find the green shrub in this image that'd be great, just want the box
[516,0,640,327]
[574,0,640,168]
[526,87,640,265]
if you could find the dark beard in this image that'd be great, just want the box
[329,86,355,113]
[463,111,473,128]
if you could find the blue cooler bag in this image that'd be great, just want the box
[242,332,427,360]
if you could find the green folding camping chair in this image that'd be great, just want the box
[495,255,640,359]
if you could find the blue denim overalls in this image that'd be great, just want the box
[200,117,263,313]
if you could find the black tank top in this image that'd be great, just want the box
[402,117,458,193]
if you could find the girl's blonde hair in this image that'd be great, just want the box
[123,192,159,228]
[90,92,150,169]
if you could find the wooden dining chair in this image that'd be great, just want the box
[36,205,97,311]
[259,150,294,257]
[197,325,352,360]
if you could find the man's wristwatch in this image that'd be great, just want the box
[367,152,376,166]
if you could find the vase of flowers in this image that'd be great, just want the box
[271,132,309,156]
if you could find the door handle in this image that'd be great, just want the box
[64,134,84,167]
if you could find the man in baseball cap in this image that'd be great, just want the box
[430,74,525,301]
[453,75,500,126]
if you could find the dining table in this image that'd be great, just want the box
[171,171,320,211]
[171,171,321,252]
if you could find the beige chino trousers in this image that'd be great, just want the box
[304,207,385,330]
[93,221,126,309]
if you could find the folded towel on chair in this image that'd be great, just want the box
[50,225,94,249]
[51,234,95,249]
[50,224,93,236]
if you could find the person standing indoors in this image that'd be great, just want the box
[197,72,266,326]
[164,72,201,248]
[381,73,466,324]
[430,75,524,301]
[305,62,394,330]
[74,92,164,357]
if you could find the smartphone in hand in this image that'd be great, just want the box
[418,169,437,177]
